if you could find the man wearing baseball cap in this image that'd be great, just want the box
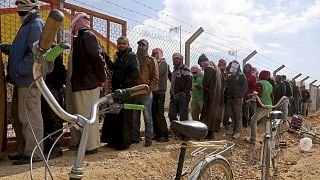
[132,39,159,147]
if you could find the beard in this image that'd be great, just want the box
[137,48,147,60]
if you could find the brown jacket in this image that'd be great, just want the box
[137,55,159,92]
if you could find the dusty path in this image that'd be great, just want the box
[0,112,319,180]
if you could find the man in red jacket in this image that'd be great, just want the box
[242,63,257,128]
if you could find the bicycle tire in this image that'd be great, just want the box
[272,127,283,174]
[194,157,233,180]
[261,139,271,180]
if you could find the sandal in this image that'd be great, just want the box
[243,136,256,144]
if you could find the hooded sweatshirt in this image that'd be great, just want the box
[226,60,248,98]
[256,70,273,107]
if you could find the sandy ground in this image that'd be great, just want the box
[0,112,320,180]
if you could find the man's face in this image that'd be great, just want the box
[200,61,208,69]
[173,57,182,66]
[218,62,226,71]
[152,51,160,60]
[117,39,128,51]
[244,66,250,73]
[137,43,148,54]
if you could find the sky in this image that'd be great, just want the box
[67,0,320,85]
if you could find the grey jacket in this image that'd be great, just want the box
[153,58,168,94]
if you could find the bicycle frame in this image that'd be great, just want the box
[174,140,235,180]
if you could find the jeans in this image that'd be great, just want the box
[168,94,190,121]
[152,93,169,139]
[191,100,203,121]
[227,97,243,133]
[132,93,153,141]
[242,101,256,127]
[292,98,300,115]
[250,108,269,140]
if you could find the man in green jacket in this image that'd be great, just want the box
[191,65,204,121]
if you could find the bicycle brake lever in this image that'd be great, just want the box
[107,103,123,114]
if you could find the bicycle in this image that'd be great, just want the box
[30,9,235,180]
[246,92,289,180]
[171,120,235,180]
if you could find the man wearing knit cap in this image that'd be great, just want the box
[198,54,224,139]
[168,53,192,122]
[0,0,44,165]
[190,65,204,121]
[132,39,159,147]
[151,48,169,142]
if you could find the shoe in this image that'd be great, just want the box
[131,139,140,144]
[232,132,240,139]
[226,131,234,135]
[13,157,42,165]
[8,154,22,160]
[152,136,159,140]
[243,137,256,144]
[156,137,169,142]
[85,148,98,155]
[45,148,63,160]
[145,140,152,147]
[68,141,80,151]
[115,145,130,151]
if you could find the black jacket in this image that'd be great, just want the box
[226,73,248,98]
[275,80,286,103]
[45,54,65,90]
[301,89,310,103]
[104,47,140,91]
[71,29,107,92]
[283,80,293,97]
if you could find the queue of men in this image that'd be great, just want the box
[0,0,312,165]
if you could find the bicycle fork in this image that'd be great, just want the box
[260,120,271,180]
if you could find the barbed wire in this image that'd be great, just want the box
[127,0,307,78]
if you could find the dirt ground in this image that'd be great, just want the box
[0,112,320,180]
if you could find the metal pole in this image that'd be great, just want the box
[242,50,257,69]
[185,27,204,66]
[179,25,182,53]
[300,76,310,86]
[292,73,302,81]
[57,0,64,43]
[273,64,285,78]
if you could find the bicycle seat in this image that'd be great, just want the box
[171,120,208,140]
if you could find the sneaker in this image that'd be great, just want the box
[8,154,22,160]
[12,157,42,165]
[85,148,98,155]
[131,139,140,144]
[68,141,80,151]
[243,136,256,144]
[232,132,240,139]
[145,140,152,147]
[156,137,169,142]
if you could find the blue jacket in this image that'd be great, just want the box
[8,12,44,87]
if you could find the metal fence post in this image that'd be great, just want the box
[273,65,285,78]
[292,73,302,82]
[185,27,204,67]
[242,50,257,69]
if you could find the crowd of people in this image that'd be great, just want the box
[0,0,312,166]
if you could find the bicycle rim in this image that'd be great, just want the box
[197,158,233,180]
[272,128,284,175]
[261,140,271,180]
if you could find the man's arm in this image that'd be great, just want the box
[148,57,159,92]
[16,25,41,76]
[0,44,12,55]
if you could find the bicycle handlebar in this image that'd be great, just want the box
[246,92,289,109]
[39,9,64,51]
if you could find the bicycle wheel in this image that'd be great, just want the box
[192,156,233,180]
[261,139,271,180]
[271,127,284,175]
